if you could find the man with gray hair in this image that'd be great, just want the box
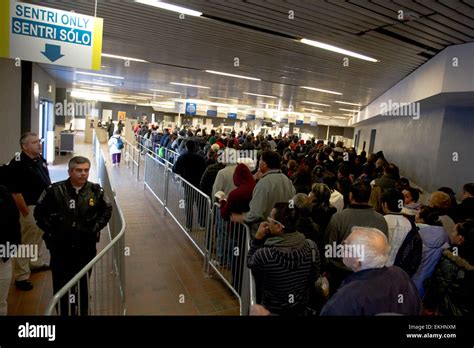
[8,133,51,291]
[320,227,420,315]
[34,156,112,315]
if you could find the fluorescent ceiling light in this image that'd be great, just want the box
[301,101,330,106]
[138,93,163,97]
[170,82,210,89]
[256,108,280,113]
[301,86,342,95]
[303,108,323,113]
[150,89,181,94]
[205,70,261,81]
[134,0,202,16]
[71,90,113,101]
[300,38,378,62]
[125,96,152,100]
[335,100,361,106]
[78,80,115,87]
[169,98,252,109]
[243,92,277,99]
[153,105,175,109]
[209,96,239,102]
[333,116,351,119]
[174,99,209,105]
[78,85,111,91]
[75,71,124,79]
[101,53,148,62]
[339,108,360,113]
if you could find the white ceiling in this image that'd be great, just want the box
[28,0,474,125]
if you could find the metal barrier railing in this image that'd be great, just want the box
[143,153,210,257]
[136,134,179,166]
[207,203,255,315]
[143,153,168,206]
[140,150,256,314]
[124,134,179,181]
[45,131,126,315]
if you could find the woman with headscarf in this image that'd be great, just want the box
[308,183,337,248]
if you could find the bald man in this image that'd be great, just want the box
[320,227,421,316]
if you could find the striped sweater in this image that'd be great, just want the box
[247,233,320,315]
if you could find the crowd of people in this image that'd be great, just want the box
[1,121,471,317]
[133,121,474,316]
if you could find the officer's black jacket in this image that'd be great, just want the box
[34,179,112,256]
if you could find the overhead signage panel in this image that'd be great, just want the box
[185,102,197,116]
[0,1,103,69]
[246,114,256,121]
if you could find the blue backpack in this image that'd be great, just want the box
[116,137,124,150]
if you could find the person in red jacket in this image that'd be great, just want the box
[219,163,256,293]
[220,163,256,219]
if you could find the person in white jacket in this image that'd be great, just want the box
[108,131,123,166]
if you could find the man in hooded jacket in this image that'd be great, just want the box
[247,202,320,315]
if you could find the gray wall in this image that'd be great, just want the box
[55,87,67,126]
[293,124,354,141]
[0,58,21,164]
[100,102,154,121]
[353,98,474,194]
[436,105,474,194]
[31,64,56,134]
[296,124,320,138]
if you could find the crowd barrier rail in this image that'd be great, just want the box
[139,146,256,314]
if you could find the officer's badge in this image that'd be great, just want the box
[89,198,95,206]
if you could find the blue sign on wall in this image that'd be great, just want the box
[296,119,304,125]
[185,103,197,116]
[246,114,256,121]
[207,109,217,117]
[280,118,288,124]
[227,113,237,119]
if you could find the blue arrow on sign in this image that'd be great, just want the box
[41,44,64,62]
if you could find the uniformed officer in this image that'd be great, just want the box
[34,156,112,315]
[8,132,51,291]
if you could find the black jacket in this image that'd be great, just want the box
[0,184,21,262]
[423,249,474,316]
[34,179,112,257]
[173,151,206,188]
[457,197,474,222]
